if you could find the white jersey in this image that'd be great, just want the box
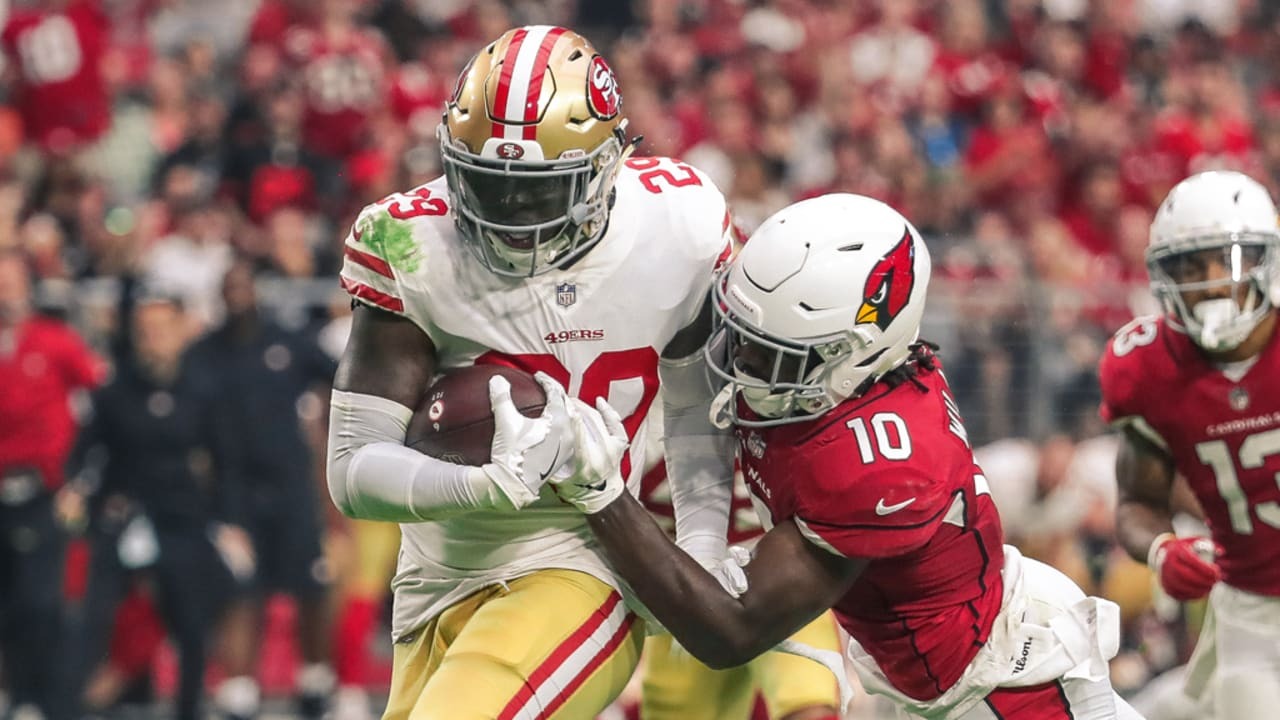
[338,158,733,638]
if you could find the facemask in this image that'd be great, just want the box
[737,366,795,419]
[1193,297,1256,351]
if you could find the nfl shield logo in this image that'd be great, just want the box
[556,282,577,307]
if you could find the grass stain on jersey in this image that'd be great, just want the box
[359,212,422,273]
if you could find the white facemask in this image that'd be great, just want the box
[1193,297,1257,351]
[736,367,796,419]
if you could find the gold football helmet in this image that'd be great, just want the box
[440,26,631,277]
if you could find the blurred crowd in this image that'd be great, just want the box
[0,0,1274,718]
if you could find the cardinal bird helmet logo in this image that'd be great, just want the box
[857,227,916,331]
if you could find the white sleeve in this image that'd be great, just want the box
[326,389,514,521]
[660,350,735,563]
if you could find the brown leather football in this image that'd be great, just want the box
[405,364,546,466]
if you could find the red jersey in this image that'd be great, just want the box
[281,24,389,159]
[0,317,105,489]
[738,360,1005,701]
[389,61,450,133]
[1,0,111,152]
[1099,314,1280,597]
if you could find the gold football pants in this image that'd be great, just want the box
[641,611,841,720]
[383,569,643,720]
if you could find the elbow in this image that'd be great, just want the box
[326,454,362,520]
[681,615,767,670]
[698,634,764,670]
[326,476,360,519]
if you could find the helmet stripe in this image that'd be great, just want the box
[491,25,559,141]
[490,27,530,139]
[522,26,567,140]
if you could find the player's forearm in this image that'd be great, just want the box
[588,493,779,669]
[1115,500,1175,564]
[326,390,513,521]
[661,352,735,562]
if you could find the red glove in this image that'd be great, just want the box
[1149,534,1221,601]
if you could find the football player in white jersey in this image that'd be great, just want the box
[324,26,739,719]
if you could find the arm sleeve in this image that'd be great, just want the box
[660,350,735,563]
[325,389,518,521]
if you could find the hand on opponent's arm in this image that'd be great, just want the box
[549,398,864,670]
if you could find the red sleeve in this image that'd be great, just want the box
[338,202,413,316]
[55,325,106,390]
[1097,317,1157,425]
[793,455,955,559]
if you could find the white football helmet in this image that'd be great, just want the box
[707,194,932,428]
[1147,171,1280,352]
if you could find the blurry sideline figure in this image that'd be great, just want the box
[0,249,104,720]
[60,290,244,720]
[191,259,339,720]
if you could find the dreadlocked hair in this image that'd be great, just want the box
[879,340,940,392]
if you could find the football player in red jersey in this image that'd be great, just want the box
[1099,170,1280,719]
[544,194,1144,719]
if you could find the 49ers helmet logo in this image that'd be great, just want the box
[496,142,525,159]
[586,55,621,119]
[857,227,916,331]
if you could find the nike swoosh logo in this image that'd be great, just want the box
[875,497,916,516]
[539,445,563,483]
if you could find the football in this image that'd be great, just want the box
[404,364,547,466]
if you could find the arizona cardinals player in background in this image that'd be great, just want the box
[542,194,1146,719]
[1100,170,1280,719]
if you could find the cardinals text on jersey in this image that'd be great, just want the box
[337,157,735,638]
[736,357,1005,701]
[1100,314,1280,597]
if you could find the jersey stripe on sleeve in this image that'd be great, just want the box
[340,276,405,313]
[344,244,395,279]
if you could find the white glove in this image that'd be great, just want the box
[481,372,573,509]
[704,545,751,597]
[551,397,629,513]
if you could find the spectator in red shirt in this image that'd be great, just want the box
[1153,60,1257,177]
[931,0,1009,119]
[964,81,1057,213]
[0,247,104,719]
[1,0,111,155]
[257,0,392,161]
[1059,161,1126,257]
